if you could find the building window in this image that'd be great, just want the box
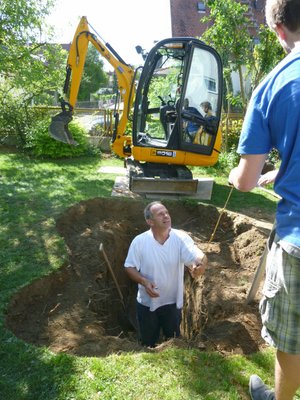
[197,2,206,13]
[254,0,264,11]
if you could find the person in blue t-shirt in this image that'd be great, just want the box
[183,98,202,142]
[229,1,300,399]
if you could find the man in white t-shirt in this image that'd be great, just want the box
[124,201,207,347]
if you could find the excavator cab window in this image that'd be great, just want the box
[180,44,222,156]
[133,43,185,148]
[133,39,222,157]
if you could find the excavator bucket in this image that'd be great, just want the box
[48,102,78,146]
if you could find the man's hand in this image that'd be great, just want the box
[125,267,159,297]
[144,279,160,298]
[190,254,207,278]
[228,167,237,186]
[257,169,278,187]
[228,154,268,192]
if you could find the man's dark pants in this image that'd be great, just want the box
[136,302,182,347]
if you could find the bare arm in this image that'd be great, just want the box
[229,154,268,192]
[125,267,160,298]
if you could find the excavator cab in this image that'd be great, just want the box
[130,38,223,175]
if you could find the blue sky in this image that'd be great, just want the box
[47,0,172,68]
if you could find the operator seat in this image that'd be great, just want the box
[166,98,180,149]
[159,103,175,140]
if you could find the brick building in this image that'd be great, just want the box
[170,0,266,41]
[170,0,267,96]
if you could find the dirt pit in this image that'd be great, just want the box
[6,198,275,357]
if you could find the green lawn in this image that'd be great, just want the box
[0,148,289,400]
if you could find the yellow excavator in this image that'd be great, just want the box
[49,16,223,194]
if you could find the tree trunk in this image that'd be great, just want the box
[225,77,231,152]
[238,64,246,115]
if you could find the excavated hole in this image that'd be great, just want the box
[5,198,274,357]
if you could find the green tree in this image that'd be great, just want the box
[246,25,285,91]
[0,0,66,96]
[0,0,68,147]
[201,0,255,115]
[201,0,284,150]
[112,70,119,94]
[77,45,109,101]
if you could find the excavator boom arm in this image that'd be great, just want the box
[49,16,134,153]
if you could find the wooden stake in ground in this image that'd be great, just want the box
[99,243,138,331]
[99,243,124,304]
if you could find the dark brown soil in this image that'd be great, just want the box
[5,198,275,357]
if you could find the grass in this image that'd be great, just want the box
[190,163,279,213]
[0,148,287,400]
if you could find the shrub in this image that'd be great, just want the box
[0,89,50,148]
[268,148,280,167]
[25,117,91,159]
[0,75,65,148]
[216,146,240,172]
[222,118,243,150]
[83,144,102,157]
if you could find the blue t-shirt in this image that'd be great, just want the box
[238,48,300,246]
[184,107,201,132]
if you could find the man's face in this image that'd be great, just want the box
[148,203,171,230]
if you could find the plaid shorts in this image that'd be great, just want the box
[260,233,300,354]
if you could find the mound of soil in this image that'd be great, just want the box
[5,198,275,357]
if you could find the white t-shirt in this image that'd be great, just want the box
[124,228,203,311]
